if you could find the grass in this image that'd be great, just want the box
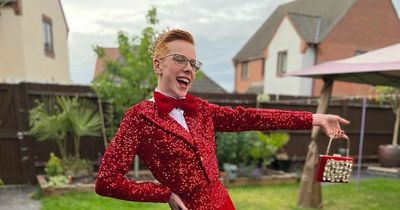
[40,178,400,210]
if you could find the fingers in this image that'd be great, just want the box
[168,193,188,210]
[336,116,350,125]
[168,200,179,210]
[328,129,348,140]
[176,201,188,210]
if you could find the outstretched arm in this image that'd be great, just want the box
[207,102,313,132]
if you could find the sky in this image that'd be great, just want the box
[60,0,293,92]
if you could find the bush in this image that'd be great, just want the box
[45,153,64,177]
[216,132,254,169]
[216,131,290,170]
[248,132,290,169]
[0,178,4,187]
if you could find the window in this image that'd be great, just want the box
[42,15,54,57]
[277,51,287,76]
[241,62,249,80]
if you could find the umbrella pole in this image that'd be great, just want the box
[356,96,367,190]
[297,77,334,209]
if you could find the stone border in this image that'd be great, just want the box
[37,175,94,197]
[224,173,298,187]
[367,166,400,178]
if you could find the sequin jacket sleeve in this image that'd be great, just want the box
[95,107,172,203]
[204,101,313,132]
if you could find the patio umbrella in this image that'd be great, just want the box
[287,43,400,208]
[289,43,400,85]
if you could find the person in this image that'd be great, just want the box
[95,29,349,210]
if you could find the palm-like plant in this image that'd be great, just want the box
[29,97,102,160]
[61,97,102,158]
[29,100,68,159]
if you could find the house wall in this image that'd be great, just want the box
[264,17,313,96]
[0,6,25,82]
[0,0,70,84]
[234,58,264,93]
[314,0,400,96]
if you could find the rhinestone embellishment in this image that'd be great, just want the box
[322,159,353,183]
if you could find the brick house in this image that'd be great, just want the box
[233,0,400,96]
[0,0,70,84]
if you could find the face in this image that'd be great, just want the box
[154,40,197,98]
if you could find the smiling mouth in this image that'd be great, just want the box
[177,77,190,87]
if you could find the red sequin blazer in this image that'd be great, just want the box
[95,97,313,209]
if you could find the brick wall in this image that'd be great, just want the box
[314,0,400,96]
[234,58,264,93]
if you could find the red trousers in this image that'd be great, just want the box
[218,195,235,210]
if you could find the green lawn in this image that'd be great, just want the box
[41,178,400,210]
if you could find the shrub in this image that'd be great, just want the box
[216,131,290,170]
[0,178,4,187]
[248,132,290,169]
[45,153,64,177]
[216,132,254,169]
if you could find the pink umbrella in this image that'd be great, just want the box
[288,43,400,87]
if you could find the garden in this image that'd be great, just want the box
[17,6,399,210]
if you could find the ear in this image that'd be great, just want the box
[153,58,162,75]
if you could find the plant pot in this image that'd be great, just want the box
[378,144,400,167]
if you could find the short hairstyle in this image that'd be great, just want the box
[152,29,195,59]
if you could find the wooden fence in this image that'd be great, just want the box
[0,83,395,184]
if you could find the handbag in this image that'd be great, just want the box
[315,136,353,183]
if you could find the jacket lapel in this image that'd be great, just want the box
[139,101,196,147]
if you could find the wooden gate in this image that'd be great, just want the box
[0,84,35,184]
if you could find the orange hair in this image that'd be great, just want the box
[152,29,195,59]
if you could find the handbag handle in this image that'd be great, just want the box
[325,136,350,157]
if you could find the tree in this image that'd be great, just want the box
[375,86,400,146]
[92,7,159,142]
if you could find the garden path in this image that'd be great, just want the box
[0,185,41,210]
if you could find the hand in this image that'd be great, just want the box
[168,192,188,210]
[312,114,350,140]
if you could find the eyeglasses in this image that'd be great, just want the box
[159,54,202,72]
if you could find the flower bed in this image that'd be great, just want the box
[37,170,156,197]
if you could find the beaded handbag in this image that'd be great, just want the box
[315,137,353,183]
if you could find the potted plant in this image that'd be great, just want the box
[375,86,400,167]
